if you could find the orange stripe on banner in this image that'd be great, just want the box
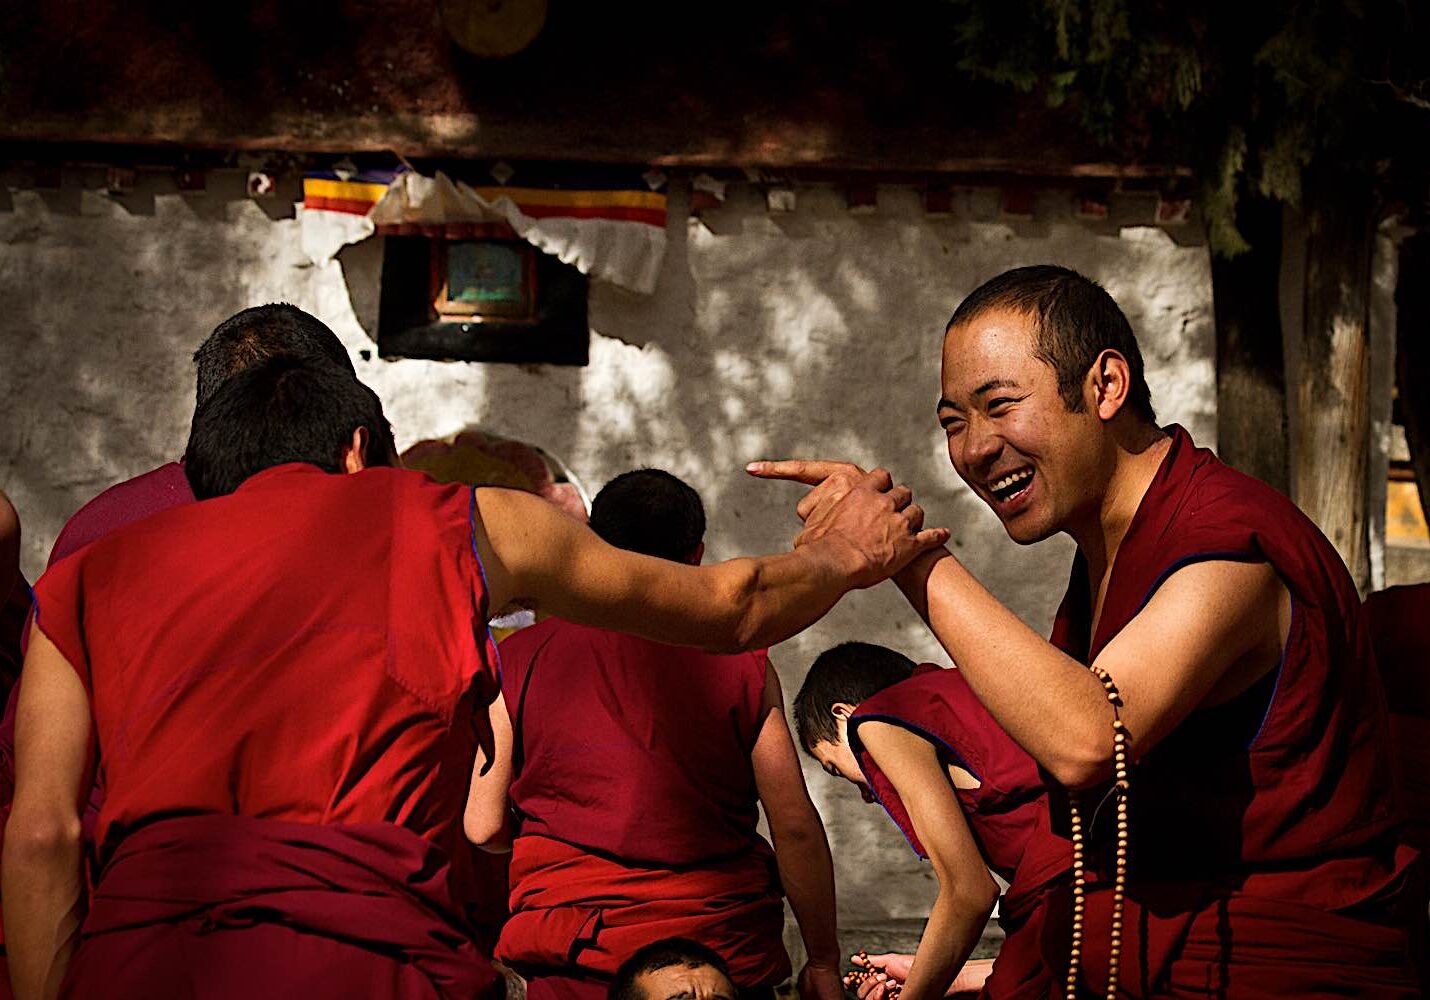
[471,187,666,211]
[304,195,378,216]
[303,178,391,203]
[515,204,666,226]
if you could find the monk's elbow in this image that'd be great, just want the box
[5,810,82,863]
[1046,742,1113,791]
[708,562,762,653]
[463,809,509,852]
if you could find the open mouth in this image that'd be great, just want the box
[988,467,1034,505]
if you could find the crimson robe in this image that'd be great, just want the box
[1362,582,1430,989]
[849,664,1068,1000]
[46,461,193,567]
[1018,426,1419,997]
[29,463,503,998]
[494,619,790,999]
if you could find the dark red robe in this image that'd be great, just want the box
[29,463,503,998]
[1021,426,1419,997]
[1362,582,1430,989]
[495,619,789,1000]
[45,461,193,567]
[849,664,1068,1000]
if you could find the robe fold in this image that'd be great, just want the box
[45,460,194,568]
[495,620,790,992]
[499,834,788,987]
[26,463,503,996]
[1016,425,1419,997]
[848,663,1068,1000]
[61,813,499,999]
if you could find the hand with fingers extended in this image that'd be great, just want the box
[747,461,946,589]
[846,953,991,1000]
[747,460,945,588]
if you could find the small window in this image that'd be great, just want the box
[432,238,538,323]
[378,224,587,365]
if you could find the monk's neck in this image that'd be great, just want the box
[1073,424,1171,606]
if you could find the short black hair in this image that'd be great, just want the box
[793,642,918,753]
[946,265,1156,425]
[183,356,395,500]
[193,303,355,407]
[588,469,706,563]
[609,938,733,1000]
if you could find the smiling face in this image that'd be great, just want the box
[938,307,1113,544]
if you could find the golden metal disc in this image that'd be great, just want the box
[441,0,549,58]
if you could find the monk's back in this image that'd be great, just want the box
[501,618,766,866]
[38,463,496,864]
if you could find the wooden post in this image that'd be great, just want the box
[1213,195,1289,494]
[1292,173,1376,590]
[1396,230,1430,526]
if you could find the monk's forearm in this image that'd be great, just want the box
[769,813,841,966]
[2,812,84,1000]
[896,552,1113,788]
[713,539,865,653]
[903,888,993,1000]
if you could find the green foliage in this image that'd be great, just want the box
[939,0,1424,255]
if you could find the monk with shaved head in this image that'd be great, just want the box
[752,265,1419,997]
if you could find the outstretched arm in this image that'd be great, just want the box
[471,472,948,654]
[751,461,1288,788]
[3,630,94,1000]
[750,660,842,1000]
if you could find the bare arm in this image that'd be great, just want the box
[752,461,1287,789]
[750,662,841,1000]
[464,692,514,853]
[3,629,94,1000]
[898,551,1286,786]
[858,722,997,1000]
[471,475,947,654]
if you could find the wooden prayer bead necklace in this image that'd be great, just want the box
[1066,666,1130,1000]
[843,950,903,999]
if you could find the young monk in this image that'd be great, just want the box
[5,358,944,1000]
[479,470,842,1000]
[793,642,1065,1000]
[753,265,1420,996]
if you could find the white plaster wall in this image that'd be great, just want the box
[0,169,1215,932]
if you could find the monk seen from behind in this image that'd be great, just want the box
[5,358,947,1000]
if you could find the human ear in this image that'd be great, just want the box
[1090,349,1132,421]
[831,702,856,721]
[342,427,370,474]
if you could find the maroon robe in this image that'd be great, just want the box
[29,464,503,998]
[495,619,789,999]
[849,664,1068,1000]
[46,461,193,567]
[1021,426,1419,996]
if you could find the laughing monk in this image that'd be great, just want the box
[752,265,1420,997]
[481,470,842,1000]
[4,358,944,1000]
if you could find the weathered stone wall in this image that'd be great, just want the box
[0,169,1216,937]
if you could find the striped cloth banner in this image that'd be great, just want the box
[299,169,668,294]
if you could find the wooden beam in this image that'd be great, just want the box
[1292,172,1376,590]
[1395,231,1430,527]
[1213,195,1289,494]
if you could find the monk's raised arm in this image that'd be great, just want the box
[472,480,947,653]
[901,552,1287,788]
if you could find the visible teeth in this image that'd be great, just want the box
[990,469,1033,492]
